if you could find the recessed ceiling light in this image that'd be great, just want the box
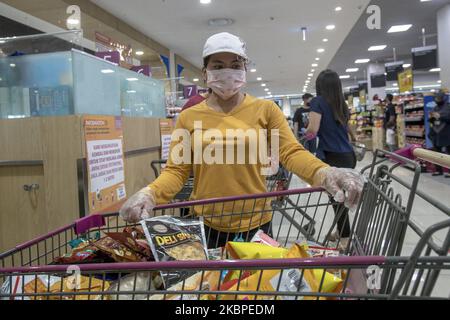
[335,6,342,11]
[317,48,325,53]
[311,69,315,72]
[323,38,329,42]
[355,59,370,64]
[315,58,320,61]
[264,88,269,91]
[308,73,313,77]
[339,75,350,79]
[193,78,199,82]
[305,80,311,84]
[430,68,441,72]
[403,63,411,68]
[200,0,211,4]
[368,45,387,51]
[126,77,139,81]
[326,25,336,30]
[135,50,144,56]
[388,24,413,33]
[257,77,262,81]
[268,92,272,95]
[346,68,359,73]
[261,83,267,87]
[101,69,115,74]
[9,63,16,68]
[250,68,257,73]
[312,63,318,67]
[438,80,442,84]
[126,90,137,93]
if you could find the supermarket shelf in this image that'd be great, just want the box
[404,106,424,112]
[405,131,425,138]
[405,117,424,122]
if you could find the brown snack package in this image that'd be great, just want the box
[92,237,143,263]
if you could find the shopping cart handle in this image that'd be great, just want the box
[74,214,106,235]
[394,145,450,169]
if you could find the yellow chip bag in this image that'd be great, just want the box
[221,245,318,300]
[226,242,288,260]
[293,243,343,294]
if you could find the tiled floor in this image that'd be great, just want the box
[287,152,450,298]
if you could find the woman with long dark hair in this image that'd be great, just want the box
[306,69,356,243]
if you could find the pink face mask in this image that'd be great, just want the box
[206,69,246,100]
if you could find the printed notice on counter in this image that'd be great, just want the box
[84,115,126,214]
[160,119,175,167]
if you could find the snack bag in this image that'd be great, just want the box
[91,237,143,263]
[220,245,317,300]
[141,216,208,288]
[226,242,288,260]
[1,275,61,300]
[294,243,343,294]
[251,230,281,247]
[49,276,110,300]
[109,272,162,300]
[148,271,221,300]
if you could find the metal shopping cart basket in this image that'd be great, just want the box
[1,149,449,300]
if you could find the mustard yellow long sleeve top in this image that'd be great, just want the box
[149,95,328,233]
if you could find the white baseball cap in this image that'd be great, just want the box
[202,32,248,60]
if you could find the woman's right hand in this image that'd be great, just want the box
[119,187,156,223]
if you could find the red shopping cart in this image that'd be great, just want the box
[1,149,449,300]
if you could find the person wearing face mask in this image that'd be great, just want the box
[119,32,365,248]
[428,91,450,178]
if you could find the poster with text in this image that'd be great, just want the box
[84,115,127,214]
[160,119,175,168]
[398,69,413,93]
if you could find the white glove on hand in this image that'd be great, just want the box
[119,187,156,223]
[314,167,366,211]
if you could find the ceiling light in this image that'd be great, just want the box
[430,68,441,72]
[261,83,267,87]
[388,24,413,33]
[305,80,311,84]
[9,63,16,68]
[101,69,115,74]
[323,38,329,42]
[250,68,257,73]
[193,78,199,82]
[335,6,342,11]
[208,18,234,27]
[200,0,211,4]
[315,58,320,61]
[135,50,144,56]
[257,77,262,81]
[312,63,318,67]
[403,63,411,68]
[326,25,336,30]
[126,90,136,93]
[438,80,442,83]
[340,75,350,79]
[355,59,370,64]
[311,69,315,72]
[268,92,272,95]
[126,77,139,81]
[317,48,325,53]
[346,68,359,73]
[308,73,313,77]
[368,45,387,51]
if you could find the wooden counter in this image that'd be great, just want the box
[0,115,161,253]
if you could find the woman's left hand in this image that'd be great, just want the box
[314,167,366,211]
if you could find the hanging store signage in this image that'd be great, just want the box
[398,69,414,93]
[83,115,127,214]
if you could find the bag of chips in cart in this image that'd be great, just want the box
[141,216,208,288]
[1,275,61,300]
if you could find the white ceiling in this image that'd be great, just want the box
[92,0,370,97]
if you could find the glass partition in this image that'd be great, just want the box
[0,48,166,119]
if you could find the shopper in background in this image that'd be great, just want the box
[294,93,317,154]
[305,69,356,244]
[384,94,397,152]
[120,33,365,248]
[429,91,450,178]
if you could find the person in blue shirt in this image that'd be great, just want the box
[305,69,356,242]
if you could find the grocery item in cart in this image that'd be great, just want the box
[49,276,111,300]
[92,237,144,263]
[109,272,162,300]
[148,271,221,300]
[226,242,287,260]
[1,275,61,300]
[141,216,208,287]
[250,230,281,247]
